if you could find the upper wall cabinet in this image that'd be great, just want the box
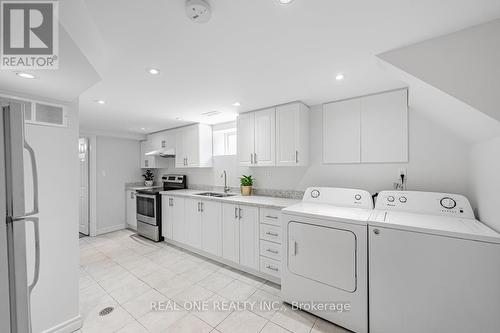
[140,131,173,169]
[323,89,408,164]
[276,103,310,166]
[237,108,276,166]
[237,102,310,167]
[175,124,213,168]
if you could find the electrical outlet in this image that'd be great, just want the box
[264,171,272,177]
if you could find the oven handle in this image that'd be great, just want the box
[136,193,157,199]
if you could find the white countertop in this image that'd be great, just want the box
[160,189,301,209]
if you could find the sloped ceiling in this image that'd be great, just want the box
[378,19,500,143]
[0,27,100,102]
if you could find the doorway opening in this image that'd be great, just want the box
[79,137,90,236]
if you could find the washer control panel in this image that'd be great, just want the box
[375,191,474,218]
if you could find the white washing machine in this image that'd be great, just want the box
[369,191,500,333]
[281,187,374,333]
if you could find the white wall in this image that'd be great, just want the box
[95,136,142,234]
[469,136,500,232]
[23,98,81,332]
[156,104,470,197]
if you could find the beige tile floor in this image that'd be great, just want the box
[78,229,351,333]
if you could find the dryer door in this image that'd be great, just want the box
[288,221,357,292]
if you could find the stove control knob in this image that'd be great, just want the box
[311,190,320,198]
[440,197,456,209]
[355,194,362,201]
[399,196,407,203]
[387,196,395,203]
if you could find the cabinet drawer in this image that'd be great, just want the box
[260,240,282,261]
[260,257,281,279]
[260,208,281,227]
[260,224,282,244]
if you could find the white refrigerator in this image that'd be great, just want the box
[1,101,40,332]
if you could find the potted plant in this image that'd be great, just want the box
[143,169,154,187]
[240,175,254,196]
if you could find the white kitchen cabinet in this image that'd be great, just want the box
[170,197,186,243]
[162,195,185,240]
[322,89,408,164]
[201,201,222,257]
[140,138,169,169]
[237,108,275,166]
[175,124,213,168]
[323,98,361,164]
[126,190,137,229]
[237,112,255,166]
[140,140,154,168]
[360,89,408,163]
[222,203,240,264]
[238,205,260,270]
[184,198,202,249]
[276,102,310,166]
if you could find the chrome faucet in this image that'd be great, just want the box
[221,170,230,193]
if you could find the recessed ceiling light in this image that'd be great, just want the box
[141,127,146,131]
[232,102,241,107]
[16,72,36,79]
[278,0,294,4]
[95,100,106,105]
[147,68,160,75]
[335,73,345,81]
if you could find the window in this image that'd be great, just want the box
[213,122,237,156]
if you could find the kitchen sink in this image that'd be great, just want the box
[195,192,237,198]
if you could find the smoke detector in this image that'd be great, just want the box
[186,0,211,23]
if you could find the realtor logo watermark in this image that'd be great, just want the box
[1,0,59,69]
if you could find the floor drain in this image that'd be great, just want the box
[99,307,114,316]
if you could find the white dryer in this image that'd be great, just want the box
[281,187,374,333]
[369,191,500,333]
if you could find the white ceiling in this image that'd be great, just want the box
[60,1,500,134]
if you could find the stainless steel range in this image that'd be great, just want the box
[136,174,186,242]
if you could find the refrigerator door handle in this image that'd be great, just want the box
[23,141,39,216]
[13,217,41,294]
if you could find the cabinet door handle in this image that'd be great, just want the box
[266,248,279,254]
[197,202,200,212]
[254,153,257,164]
[290,240,297,256]
[200,202,204,212]
[239,208,242,219]
[130,192,134,199]
[295,151,299,163]
[162,140,166,148]
[250,153,253,164]
[266,265,279,272]
[234,207,238,219]
[266,231,279,237]
[265,215,278,219]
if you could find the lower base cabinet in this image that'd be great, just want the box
[238,205,259,270]
[162,196,273,280]
[201,201,222,256]
[222,203,240,264]
[126,190,137,229]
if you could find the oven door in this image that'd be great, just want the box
[136,193,157,225]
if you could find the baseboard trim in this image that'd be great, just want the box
[96,224,125,235]
[41,314,82,333]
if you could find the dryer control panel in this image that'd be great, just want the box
[375,191,474,218]
[303,187,374,209]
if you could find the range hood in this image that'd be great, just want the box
[145,147,175,158]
